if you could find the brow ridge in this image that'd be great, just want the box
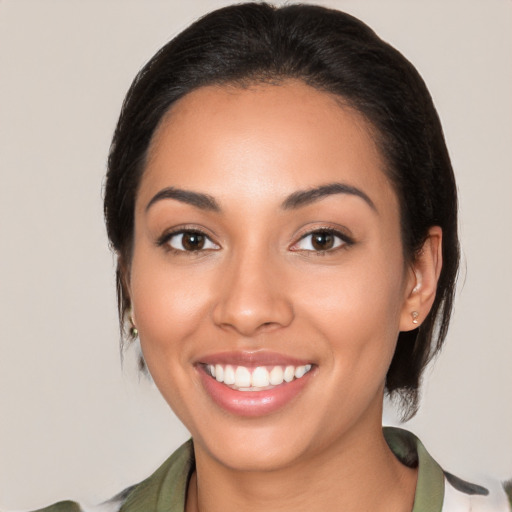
[146,182,375,214]
[146,187,221,212]
[282,182,376,211]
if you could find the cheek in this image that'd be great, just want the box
[299,255,404,324]
[294,248,406,367]
[128,252,216,421]
[129,251,213,361]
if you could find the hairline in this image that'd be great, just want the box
[124,77,415,271]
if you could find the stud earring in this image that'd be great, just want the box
[411,311,419,325]
[129,312,138,338]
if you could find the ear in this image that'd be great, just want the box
[118,254,136,326]
[399,226,443,331]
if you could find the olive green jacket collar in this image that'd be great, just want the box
[119,427,444,512]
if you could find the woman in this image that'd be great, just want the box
[12,2,511,511]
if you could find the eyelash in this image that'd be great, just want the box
[157,228,220,255]
[290,227,354,255]
[156,227,354,255]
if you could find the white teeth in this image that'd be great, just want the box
[284,365,295,382]
[223,364,235,385]
[294,365,306,379]
[269,366,284,385]
[234,366,252,387]
[251,367,270,387]
[206,363,312,390]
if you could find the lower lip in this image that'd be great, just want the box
[198,366,313,417]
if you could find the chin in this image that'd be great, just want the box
[202,435,310,472]
[189,413,333,473]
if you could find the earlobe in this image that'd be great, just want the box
[118,254,137,334]
[400,226,443,332]
[129,310,138,338]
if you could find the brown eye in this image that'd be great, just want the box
[167,231,219,252]
[182,232,205,250]
[291,229,349,253]
[311,232,334,251]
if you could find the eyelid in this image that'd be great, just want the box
[289,226,354,252]
[170,232,220,251]
[156,225,221,251]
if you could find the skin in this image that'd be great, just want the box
[128,81,442,512]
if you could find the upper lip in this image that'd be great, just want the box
[197,350,313,367]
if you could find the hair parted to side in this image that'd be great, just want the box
[104,2,459,419]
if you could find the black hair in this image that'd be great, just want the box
[104,2,459,419]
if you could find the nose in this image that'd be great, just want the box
[212,249,294,337]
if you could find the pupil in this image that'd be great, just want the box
[312,232,333,251]
[183,233,204,250]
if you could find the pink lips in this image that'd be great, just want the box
[196,351,314,417]
[199,351,312,367]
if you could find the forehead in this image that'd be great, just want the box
[139,81,396,213]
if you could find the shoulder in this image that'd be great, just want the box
[383,427,511,512]
[14,439,194,512]
[10,491,130,512]
[23,502,82,512]
[22,498,124,512]
[443,473,512,512]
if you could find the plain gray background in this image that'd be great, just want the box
[1,0,511,509]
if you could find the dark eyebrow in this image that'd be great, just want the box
[281,182,377,212]
[145,187,221,213]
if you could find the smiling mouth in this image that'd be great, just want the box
[203,363,313,391]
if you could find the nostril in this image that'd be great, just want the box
[255,320,289,334]
[211,272,295,335]
[212,308,294,336]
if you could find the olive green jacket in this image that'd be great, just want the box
[27,428,512,512]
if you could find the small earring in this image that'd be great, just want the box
[129,312,138,338]
[411,311,419,325]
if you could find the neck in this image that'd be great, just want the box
[186,420,417,512]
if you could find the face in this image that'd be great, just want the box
[129,81,416,472]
